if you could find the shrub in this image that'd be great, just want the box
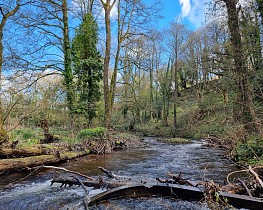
[12,129,36,140]
[134,122,173,137]
[78,127,106,140]
[235,135,263,162]
[22,130,35,139]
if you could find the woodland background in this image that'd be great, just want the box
[0,0,263,163]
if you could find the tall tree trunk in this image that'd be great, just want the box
[100,0,117,128]
[150,54,154,120]
[109,0,121,112]
[109,0,135,113]
[62,0,74,116]
[253,1,263,103]
[0,28,6,144]
[224,0,260,133]
[173,62,178,137]
[162,58,172,126]
[109,40,121,112]
[102,3,111,128]
[256,0,263,27]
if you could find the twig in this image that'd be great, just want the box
[237,178,252,197]
[156,177,176,184]
[167,172,194,186]
[73,177,90,210]
[226,169,248,185]
[249,165,263,189]
[31,165,95,180]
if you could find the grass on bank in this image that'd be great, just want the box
[8,126,107,148]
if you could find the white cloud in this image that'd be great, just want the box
[179,0,210,28]
[179,0,191,17]
[110,2,118,18]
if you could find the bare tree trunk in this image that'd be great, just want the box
[103,6,111,128]
[109,0,135,113]
[162,58,172,126]
[100,0,117,128]
[173,62,178,137]
[109,41,121,112]
[150,55,154,121]
[109,0,121,111]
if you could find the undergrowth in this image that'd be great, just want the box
[78,127,106,140]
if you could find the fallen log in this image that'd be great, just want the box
[50,177,132,189]
[88,183,263,210]
[0,147,47,158]
[0,151,89,174]
[0,144,71,158]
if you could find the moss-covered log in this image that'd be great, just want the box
[0,151,89,174]
[0,147,46,158]
[0,144,67,158]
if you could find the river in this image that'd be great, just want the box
[0,138,238,209]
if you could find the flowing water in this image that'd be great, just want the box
[0,138,238,210]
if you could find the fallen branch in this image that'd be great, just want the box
[35,166,95,181]
[249,165,263,189]
[98,166,116,179]
[50,177,131,189]
[156,177,179,184]
[167,172,194,186]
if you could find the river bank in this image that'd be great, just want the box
[0,130,144,176]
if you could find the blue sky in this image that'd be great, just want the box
[158,0,211,30]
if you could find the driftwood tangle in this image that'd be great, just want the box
[51,176,263,210]
[48,166,263,210]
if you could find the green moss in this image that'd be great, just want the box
[0,125,9,144]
